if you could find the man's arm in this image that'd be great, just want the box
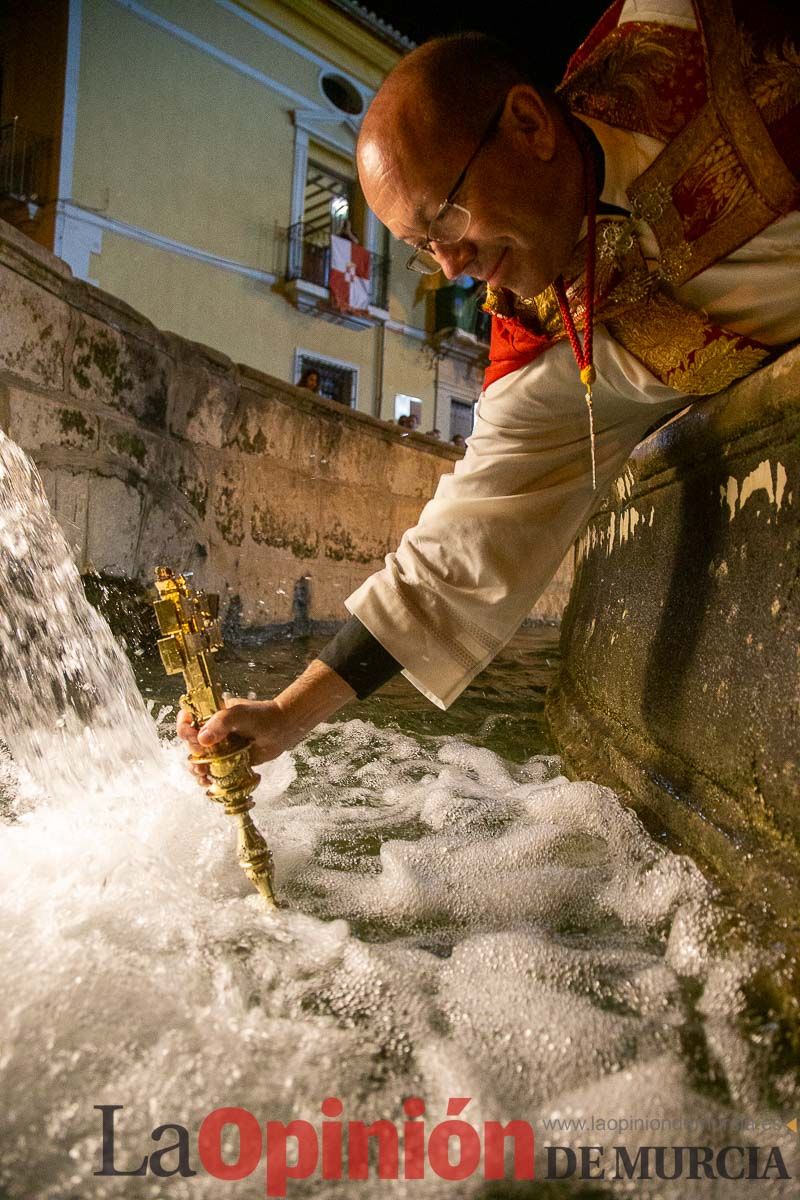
[178,657,357,786]
[316,614,401,697]
[179,618,400,785]
[179,332,686,784]
[345,333,687,709]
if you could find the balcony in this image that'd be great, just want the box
[0,118,51,228]
[429,282,491,372]
[434,283,491,350]
[279,222,390,329]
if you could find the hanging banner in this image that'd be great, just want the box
[329,235,371,315]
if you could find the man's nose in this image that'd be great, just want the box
[431,240,476,280]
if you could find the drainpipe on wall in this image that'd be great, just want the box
[434,352,441,433]
[373,321,385,418]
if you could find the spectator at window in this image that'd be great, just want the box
[298,368,320,393]
[451,433,467,449]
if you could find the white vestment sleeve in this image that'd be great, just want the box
[346,334,687,709]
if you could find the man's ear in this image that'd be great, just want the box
[502,84,557,162]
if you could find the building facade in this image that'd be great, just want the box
[1,0,488,436]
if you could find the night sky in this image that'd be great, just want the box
[360,1,611,89]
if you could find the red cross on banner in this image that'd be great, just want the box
[330,235,372,315]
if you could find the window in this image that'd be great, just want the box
[449,398,475,440]
[304,159,352,238]
[296,352,358,408]
[320,73,364,116]
[394,394,423,423]
[286,131,390,315]
[294,151,355,289]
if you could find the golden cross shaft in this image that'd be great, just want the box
[152,566,276,907]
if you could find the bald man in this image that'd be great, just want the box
[180,0,799,784]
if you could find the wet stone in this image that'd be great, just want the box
[137,494,200,573]
[0,269,70,390]
[95,414,162,479]
[85,474,143,576]
[164,447,209,519]
[251,498,319,558]
[70,313,170,427]
[213,468,245,546]
[37,466,90,565]
[168,361,237,448]
[8,391,99,453]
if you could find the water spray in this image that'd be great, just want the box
[152,566,276,907]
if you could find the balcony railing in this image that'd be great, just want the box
[433,283,492,345]
[284,222,389,312]
[0,118,51,213]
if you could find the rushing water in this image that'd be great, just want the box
[0,429,798,1199]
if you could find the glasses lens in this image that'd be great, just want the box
[406,248,441,275]
[428,202,471,245]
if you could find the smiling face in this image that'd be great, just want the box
[358,77,586,299]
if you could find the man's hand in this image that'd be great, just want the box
[177,698,286,787]
[176,659,357,788]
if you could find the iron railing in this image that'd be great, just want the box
[433,283,492,344]
[0,118,50,210]
[284,222,389,311]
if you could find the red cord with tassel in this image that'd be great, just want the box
[553,128,598,490]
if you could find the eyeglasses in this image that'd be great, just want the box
[405,93,509,275]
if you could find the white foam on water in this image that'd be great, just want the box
[0,432,796,1197]
[0,720,796,1199]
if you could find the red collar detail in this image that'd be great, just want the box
[483,314,556,390]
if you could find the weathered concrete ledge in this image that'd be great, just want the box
[547,345,800,940]
[0,217,572,629]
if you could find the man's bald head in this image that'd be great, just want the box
[358,33,539,174]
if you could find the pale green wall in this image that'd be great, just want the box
[75,0,296,253]
[93,228,365,390]
[70,0,436,424]
[93,229,438,423]
[387,235,429,327]
[381,331,434,422]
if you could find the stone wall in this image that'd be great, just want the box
[546,345,800,938]
[0,217,572,630]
